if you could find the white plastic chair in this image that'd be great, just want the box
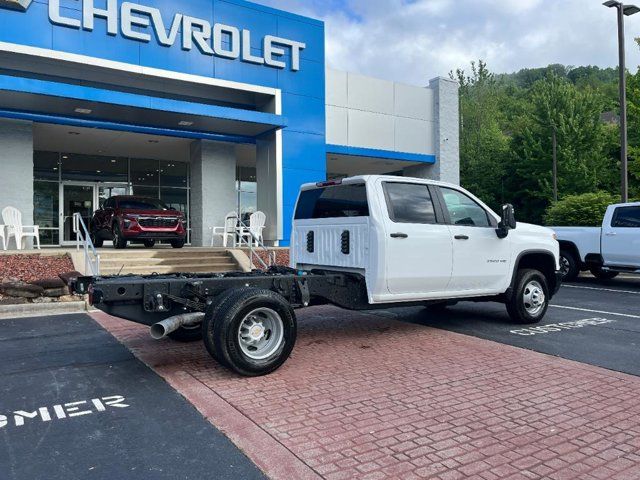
[211,211,239,247]
[0,224,6,251]
[239,211,266,247]
[2,207,40,250]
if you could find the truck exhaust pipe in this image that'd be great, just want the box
[150,313,205,340]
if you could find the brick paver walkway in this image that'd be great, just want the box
[92,306,640,480]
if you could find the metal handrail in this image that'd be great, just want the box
[237,218,277,270]
[73,213,101,276]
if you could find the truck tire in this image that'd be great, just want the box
[559,249,579,281]
[506,269,549,324]
[202,289,244,365]
[204,287,297,377]
[143,239,156,248]
[167,324,203,342]
[589,267,619,280]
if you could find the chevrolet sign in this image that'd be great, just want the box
[1,0,306,72]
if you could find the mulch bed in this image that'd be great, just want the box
[251,249,290,268]
[0,254,75,283]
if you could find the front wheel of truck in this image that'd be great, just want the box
[506,269,549,324]
[204,287,297,376]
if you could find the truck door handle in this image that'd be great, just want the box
[390,233,408,239]
[454,235,470,240]
[604,232,617,236]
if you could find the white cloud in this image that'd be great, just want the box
[255,0,640,86]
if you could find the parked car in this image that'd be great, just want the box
[78,176,562,376]
[90,196,186,249]
[553,202,640,281]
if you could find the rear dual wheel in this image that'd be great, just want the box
[203,288,297,377]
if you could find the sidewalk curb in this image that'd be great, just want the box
[0,301,88,319]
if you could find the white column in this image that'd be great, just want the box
[190,140,236,247]
[404,78,460,184]
[0,119,34,249]
[256,132,282,246]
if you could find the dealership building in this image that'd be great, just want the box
[0,0,459,247]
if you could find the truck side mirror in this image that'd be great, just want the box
[496,204,517,238]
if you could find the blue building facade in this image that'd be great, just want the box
[0,0,458,248]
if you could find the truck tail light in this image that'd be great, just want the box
[341,230,350,255]
[306,231,314,253]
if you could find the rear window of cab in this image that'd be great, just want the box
[294,184,369,219]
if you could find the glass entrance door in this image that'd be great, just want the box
[62,184,95,244]
[61,183,130,245]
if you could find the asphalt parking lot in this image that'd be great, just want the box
[383,275,640,377]
[0,314,264,480]
[1,275,639,480]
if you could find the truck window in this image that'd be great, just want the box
[294,184,369,219]
[612,206,640,228]
[383,183,436,224]
[440,187,491,227]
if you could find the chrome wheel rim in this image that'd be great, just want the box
[559,256,570,277]
[523,280,545,316]
[238,307,284,360]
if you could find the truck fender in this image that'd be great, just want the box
[506,250,560,300]
[558,240,581,264]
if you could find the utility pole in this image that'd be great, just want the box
[604,1,640,202]
[552,127,558,202]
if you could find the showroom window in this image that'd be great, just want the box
[33,152,191,245]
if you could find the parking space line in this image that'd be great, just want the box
[563,284,640,295]
[551,304,640,319]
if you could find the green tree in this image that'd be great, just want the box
[625,67,640,198]
[507,75,610,223]
[451,61,511,210]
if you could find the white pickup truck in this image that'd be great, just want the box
[80,175,561,376]
[554,202,640,281]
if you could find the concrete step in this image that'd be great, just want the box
[100,263,239,275]
[100,257,233,267]
[97,249,231,260]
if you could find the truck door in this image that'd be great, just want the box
[381,181,453,295]
[602,205,640,267]
[437,186,512,293]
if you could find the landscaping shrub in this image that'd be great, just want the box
[544,192,619,226]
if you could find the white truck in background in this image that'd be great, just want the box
[80,175,562,377]
[553,202,640,281]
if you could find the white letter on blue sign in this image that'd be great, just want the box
[182,16,214,55]
[49,0,81,29]
[213,24,240,60]
[83,0,118,35]
[241,30,264,65]
[121,3,151,42]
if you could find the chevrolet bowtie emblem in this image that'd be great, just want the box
[0,0,33,11]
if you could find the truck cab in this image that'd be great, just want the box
[554,202,640,281]
[291,175,561,321]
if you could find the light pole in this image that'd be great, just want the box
[552,125,558,202]
[604,1,640,203]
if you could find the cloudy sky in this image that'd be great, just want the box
[255,0,640,86]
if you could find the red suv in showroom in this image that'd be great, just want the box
[90,196,187,249]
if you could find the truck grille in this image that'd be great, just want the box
[138,217,179,228]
